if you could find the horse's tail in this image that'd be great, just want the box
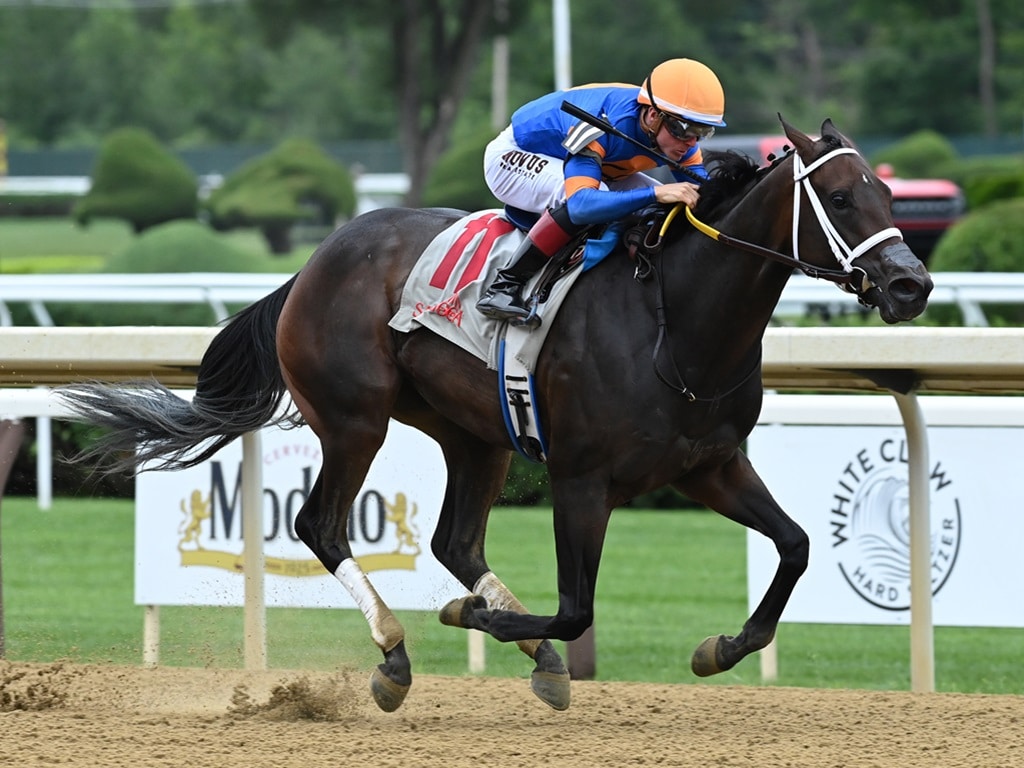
[59,275,298,474]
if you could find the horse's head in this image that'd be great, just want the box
[781,117,933,323]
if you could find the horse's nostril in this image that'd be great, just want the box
[891,277,926,302]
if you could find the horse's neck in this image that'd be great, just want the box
[664,178,796,380]
[711,168,797,301]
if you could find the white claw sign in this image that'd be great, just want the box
[747,412,1024,629]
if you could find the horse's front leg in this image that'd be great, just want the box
[675,450,809,676]
[441,474,610,654]
[429,433,570,710]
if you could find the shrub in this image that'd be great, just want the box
[47,220,256,326]
[72,127,198,233]
[102,220,254,274]
[870,130,959,178]
[0,193,78,217]
[920,154,1024,211]
[422,127,501,213]
[205,137,356,254]
[961,169,1024,210]
[926,198,1024,325]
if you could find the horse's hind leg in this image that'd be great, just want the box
[429,430,571,710]
[675,450,809,677]
[293,440,412,713]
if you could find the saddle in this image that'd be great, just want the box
[388,208,665,464]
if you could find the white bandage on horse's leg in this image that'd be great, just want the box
[475,571,528,612]
[474,571,541,656]
[335,558,404,652]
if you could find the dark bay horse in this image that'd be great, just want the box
[59,118,932,713]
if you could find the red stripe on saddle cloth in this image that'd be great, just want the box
[429,212,517,292]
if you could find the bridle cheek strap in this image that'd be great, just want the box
[792,148,903,293]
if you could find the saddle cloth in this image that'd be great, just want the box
[388,209,620,461]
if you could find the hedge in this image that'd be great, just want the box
[72,127,198,233]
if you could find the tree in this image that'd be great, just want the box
[0,6,89,144]
[976,0,997,137]
[261,24,388,140]
[846,0,1024,136]
[67,9,158,138]
[250,0,513,206]
[145,3,270,144]
[5,1,1024,168]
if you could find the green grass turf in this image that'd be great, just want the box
[1,497,1021,694]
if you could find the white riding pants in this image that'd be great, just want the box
[483,125,659,215]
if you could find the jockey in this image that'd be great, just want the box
[477,58,727,323]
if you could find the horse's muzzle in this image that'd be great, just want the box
[862,242,933,323]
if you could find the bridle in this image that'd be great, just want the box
[792,147,903,294]
[648,142,903,402]
[680,144,903,297]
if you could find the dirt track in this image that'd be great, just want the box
[1,661,1021,767]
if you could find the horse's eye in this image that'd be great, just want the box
[830,191,849,208]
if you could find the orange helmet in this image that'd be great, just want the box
[638,58,726,127]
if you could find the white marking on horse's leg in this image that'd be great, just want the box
[335,558,404,652]
[474,571,528,611]
[474,571,541,656]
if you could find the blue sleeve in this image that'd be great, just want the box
[561,153,657,225]
[565,186,657,225]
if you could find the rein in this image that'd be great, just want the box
[678,145,903,295]
[643,143,902,402]
[680,205,856,285]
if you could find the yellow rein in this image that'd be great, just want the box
[659,202,859,288]
[662,203,721,241]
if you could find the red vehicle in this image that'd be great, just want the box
[702,135,965,262]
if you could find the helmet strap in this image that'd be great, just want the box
[643,73,667,147]
[640,106,662,145]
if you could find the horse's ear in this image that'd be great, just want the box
[820,118,859,150]
[819,118,851,145]
[778,113,814,154]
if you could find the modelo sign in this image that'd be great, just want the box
[746,422,1024,628]
[135,420,466,610]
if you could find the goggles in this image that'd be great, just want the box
[660,112,715,141]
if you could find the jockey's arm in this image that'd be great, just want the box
[563,153,702,225]
[562,153,656,225]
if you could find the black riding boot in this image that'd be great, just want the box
[476,205,578,323]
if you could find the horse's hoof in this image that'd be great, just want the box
[691,635,725,677]
[530,669,571,711]
[370,667,411,712]
[438,594,487,629]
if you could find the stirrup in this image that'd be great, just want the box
[510,296,542,330]
[476,289,528,319]
[477,302,529,322]
[477,293,541,329]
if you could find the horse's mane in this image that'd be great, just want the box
[693,150,775,220]
[693,131,849,222]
